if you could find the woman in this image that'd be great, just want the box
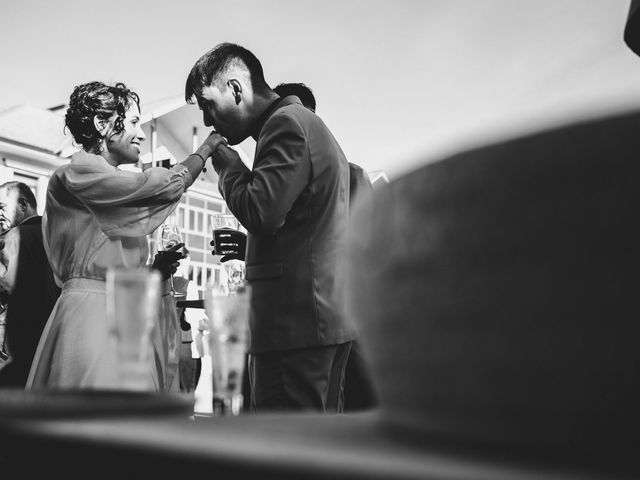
[27,81,224,391]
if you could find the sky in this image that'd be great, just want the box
[2,0,640,179]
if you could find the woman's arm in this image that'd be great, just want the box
[178,133,227,187]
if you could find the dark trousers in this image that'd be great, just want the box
[343,340,378,412]
[178,342,202,394]
[248,341,352,413]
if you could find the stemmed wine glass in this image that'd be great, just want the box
[160,224,185,297]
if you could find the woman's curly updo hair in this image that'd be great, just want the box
[65,81,140,152]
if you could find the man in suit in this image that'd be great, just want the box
[0,181,60,387]
[185,43,356,412]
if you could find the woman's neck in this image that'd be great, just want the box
[89,145,119,168]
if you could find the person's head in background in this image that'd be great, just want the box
[273,82,374,203]
[65,81,146,168]
[185,43,277,146]
[0,182,38,232]
[273,83,316,113]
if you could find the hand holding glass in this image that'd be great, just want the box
[159,224,185,297]
[210,214,246,294]
[211,229,246,262]
[210,214,241,256]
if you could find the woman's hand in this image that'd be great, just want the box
[151,242,185,280]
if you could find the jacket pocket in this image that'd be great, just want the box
[246,263,284,281]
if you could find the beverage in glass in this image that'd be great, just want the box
[210,214,241,257]
[159,223,185,297]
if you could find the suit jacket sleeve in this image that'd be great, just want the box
[217,113,311,235]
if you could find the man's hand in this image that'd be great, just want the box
[211,143,242,173]
[210,229,246,263]
[199,131,228,160]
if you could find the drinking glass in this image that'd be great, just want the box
[210,213,240,232]
[159,223,185,297]
[224,260,246,294]
[210,214,246,292]
[106,268,161,391]
[204,282,251,416]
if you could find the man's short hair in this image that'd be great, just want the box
[0,181,37,210]
[185,43,269,103]
[273,83,316,112]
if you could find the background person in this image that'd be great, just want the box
[27,81,225,391]
[0,199,11,371]
[272,82,317,112]
[273,82,378,412]
[185,43,356,412]
[0,182,60,387]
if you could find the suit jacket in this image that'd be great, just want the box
[0,216,60,386]
[217,96,357,353]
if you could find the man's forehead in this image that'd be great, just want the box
[200,84,223,100]
[0,188,19,201]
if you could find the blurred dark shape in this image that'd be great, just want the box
[347,109,640,474]
[624,0,640,56]
[343,161,378,412]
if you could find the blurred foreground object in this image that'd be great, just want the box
[204,283,251,416]
[106,268,161,391]
[347,108,640,474]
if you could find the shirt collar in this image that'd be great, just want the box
[18,214,39,226]
[0,214,40,235]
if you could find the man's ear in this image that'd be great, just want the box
[228,79,242,105]
[17,198,28,212]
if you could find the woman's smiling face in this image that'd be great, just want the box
[101,102,146,166]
